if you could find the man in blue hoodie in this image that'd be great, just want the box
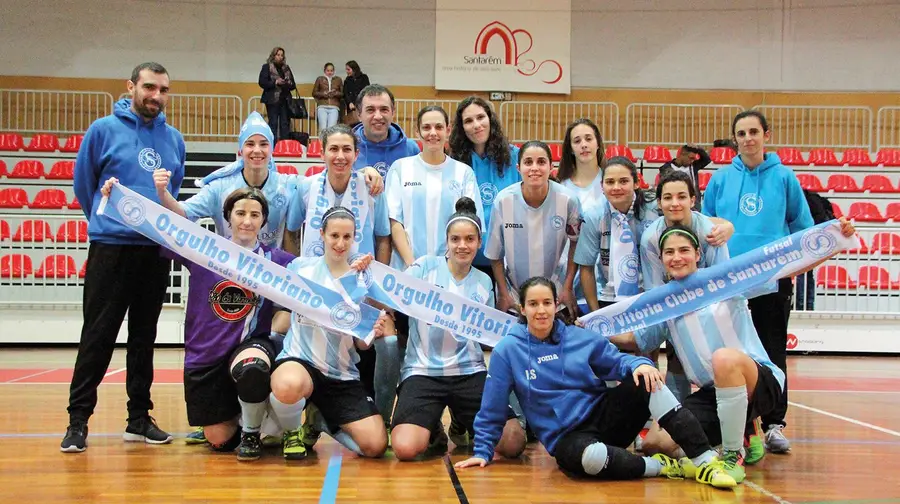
[351,84,420,178]
[702,110,814,455]
[63,62,186,453]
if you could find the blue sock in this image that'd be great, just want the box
[716,385,749,452]
[373,335,401,423]
[238,399,266,433]
[268,394,304,431]
[666,372,693,402]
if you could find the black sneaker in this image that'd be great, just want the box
[60,421,88,453]
[237,431,262,461]
[123,416,173,444]
[525,424,538,443]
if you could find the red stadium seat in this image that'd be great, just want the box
[1,254,33,278]
[826,174,861,193]
[46,161,75,180]
[550,168,559,180]
[875,148,900,167]
[416,140,424,151]
[306,139,323,158]
[13,220,54,242]
[862,174,898,193]
[34,254,78,279]
[547,143,563,162]
[709,147,737,165]
[698,172,712,190]
[857,266,899,290]
[0,188,29,209]
[304,165,326,177]
[79,260,88,278]
[816,265,856,289]
[870,232,900,254]
[68,197,82,210]
[276,165,299,175]
[0,160,6,177]
[0,133,25,151]
[25,134,60,152]
[886,202,900,222]
[637,173,649,190]
[9,160,45,179]
[808,148,839,166]
[272,139,303,157]
[847,202,886,222]
[28,188,68,209]
[796,173,825,192]
[605,145,637,163]
[641,146,671,163]
[844,235,868,254]
[776,147,806,166]
[840,149,875,167]
[56,220,88,242]
[0,220,9,241]
[831,202,844,219]
[60,135,84,153]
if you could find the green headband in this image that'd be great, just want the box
[658,228,700,250]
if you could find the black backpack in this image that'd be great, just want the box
[803,189,835,224]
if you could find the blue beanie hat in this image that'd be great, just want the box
[239,111,274,147]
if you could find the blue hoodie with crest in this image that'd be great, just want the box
[702,152,813,258]
[352,122,420,177]
[73,98,185,244]
[472,320,652,461]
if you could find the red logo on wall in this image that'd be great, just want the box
[208,280,259,322]
[474,21,563,84]
[786,333,799,350]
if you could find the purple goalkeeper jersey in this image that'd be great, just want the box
[169,244,295,369]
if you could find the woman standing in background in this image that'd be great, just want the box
[342,60,370,126]
[312,63,343,135]
[258,47,296,141]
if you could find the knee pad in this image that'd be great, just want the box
[231,356,271,403]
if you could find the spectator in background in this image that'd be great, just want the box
[313,63,343,136]
[342,60,370,126]
[258,47,296,142]
[658,144,711,212]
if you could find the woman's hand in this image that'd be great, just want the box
[100,177,119,197]
[707,221,734,247]
[362,167,384,196]
[496,291,516,314]
[153,168,172,197]
[349,253,374,272]
[373,311,396,339]
[454,457,488,469]
[558,288,577,320]
[838,216,856,238]
[633,364,664,393]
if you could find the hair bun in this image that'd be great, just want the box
[455,196,477,214]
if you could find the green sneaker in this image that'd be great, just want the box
[744,417,766,465]
[721,449,747,484]
[184,426,208,445]
[651,453,684,479]
[282,428,308,460]
[681,457,738,489]
[301,404,322,450]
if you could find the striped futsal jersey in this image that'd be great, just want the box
[560,175,606,300]
[401,256,492,381]
[384,154,484,269]
[278,256,362,381]
[485,181,582,295]
[633,297,786,390]
[181,171,299,248]
[640,211,731,289]
[285,170,390,257]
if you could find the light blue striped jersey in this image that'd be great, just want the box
[640,212,731,289]
[573,200,659,302]
[560,175,607,300]
[385,154,484,269]
[484,181,582,293]
[401,256,492,381]
[284,170,390,257]
[181,170,299,248]
[278,256,361,381]
[634,297,785,390]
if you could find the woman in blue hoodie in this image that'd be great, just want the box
[701,110,815,454]
[456,277,737,489]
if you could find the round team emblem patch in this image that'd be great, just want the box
[740,193,763,217]
[373,162,388,177]
[330,301,362,330]
[479,182,498,206]
[586,315,613,336]
[470,292,486,304]
[551,215,564,230]
[138,147,162,172]
[305,240,325,257]
[116,196,146,226]
[801,229,837,259]
[618,253,639,283]
[270,194,287,209]
[448,180,462,196]
[208,280,258,322]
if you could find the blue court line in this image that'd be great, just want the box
[318,454,343,504]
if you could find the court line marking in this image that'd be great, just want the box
[103,367,127,377]
[789,401,900,438]
[745,481,794,504]
[442,454,469,504]
[5,368,58,383]
[318,454,342,504]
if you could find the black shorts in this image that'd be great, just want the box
[184,336,276,427]
[681,361,784,446]
[391,372,516,431]
[553,379,651,476]
[274,357,380,432]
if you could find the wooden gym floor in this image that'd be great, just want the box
[1,348,899,504]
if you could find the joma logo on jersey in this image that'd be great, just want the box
[505,223,524,229]
[403,181,422,187]
[537,354,559,364]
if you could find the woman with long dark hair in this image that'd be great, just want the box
[258,47,296,141]
[342,60,370,126]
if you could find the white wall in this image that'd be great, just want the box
[0,0,897,91]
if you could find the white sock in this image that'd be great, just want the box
[239,399,267,433]
[642,456,662,477]
[268,393,305,431]
[716,385,749,452]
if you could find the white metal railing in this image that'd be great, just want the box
[393,98,464,141]
[625,103,743,149]
[753,105,873,150]
[247,95,318,138]
[793,226,900,314]
[500,101,619,145]
[876,106,900,151]
[0,89,114,135]
[120,93,243,141]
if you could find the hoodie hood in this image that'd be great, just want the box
[351,122,420,177]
